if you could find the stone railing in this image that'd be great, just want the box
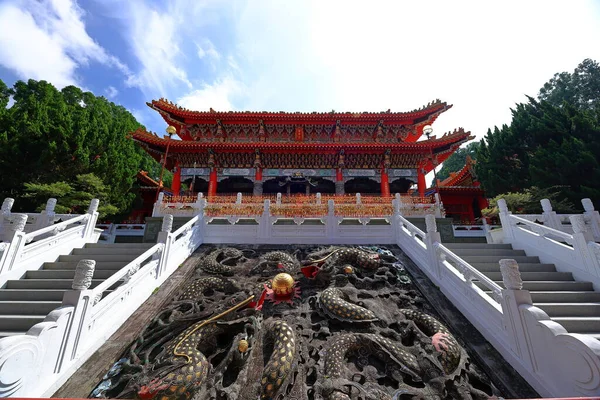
[95,223,145,243]
[511,198,600,242]
[0,199,100,284]
[0,213,204,397]
[496,198,600,291]
[152,192,444,218]
[396,213,600,397]
[452,222,501,238]
[0,198,81,235]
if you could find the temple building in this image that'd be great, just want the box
[433,156,488,222]
[132,98,477,200]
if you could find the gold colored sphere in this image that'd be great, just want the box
[271,273,295,295]
[166,125,177,135]
[238,339,249,353]
[344,266,354,274]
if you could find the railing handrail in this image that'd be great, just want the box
[436,242,503,300]
[91,243,163,296]
[509,214,574,241]
[397,214,426,238]
[172,214,200,237]
[23,213,88,241]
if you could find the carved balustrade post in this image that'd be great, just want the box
[83,198,100,241]
[540,199,562,231]
[316,192,321,205]
[0,197,14,232]
[582,198,600,241]
[325,199,336,242]
[156,214,174,276]
[569,215,599,273]
[276,193,282,206]
[194,192,205,216]
[497,199,514,242]
[356,193,361,205]
[498,259,534,370]
[482,218,494,244]
[36,198,57,231]
[153,192,165,217]
[434,193,443,218]
[259,200,272,240]
[61,259,97,361]
[236,192,242,205]
[425,214,442,279]
[0,213,28,274]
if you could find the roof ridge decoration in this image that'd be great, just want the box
[147,98,450,117]
[438,154,479,188]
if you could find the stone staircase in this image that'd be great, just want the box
[0,242,155,339]
[445,242,600,340]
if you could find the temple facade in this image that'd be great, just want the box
[132,99,476,200]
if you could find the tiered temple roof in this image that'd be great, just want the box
[437,155,483,192]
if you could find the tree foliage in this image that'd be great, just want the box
[436,142,479,182]
[0,79,161,217]
[482,186,577,218]
[23,173,119,217]
[475,59,600,209]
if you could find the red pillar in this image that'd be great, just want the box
[255,167,262,181]
[417,168,426,198]
[171,161,181,195]
[336,168,344,196]
[208,168,218,198]
[380,169,390,197]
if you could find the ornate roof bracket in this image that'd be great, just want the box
[215,120,226,142]
[258,120,266,142]
[374,120,385,142]
[333,120,342,142]
[207,148,215,167]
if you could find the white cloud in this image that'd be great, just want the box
[196,38,221,63]
[0,0,130,89]
[177,76,245,111]
[105,86,118,99]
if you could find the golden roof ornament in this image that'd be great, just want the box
[238,339,249,353]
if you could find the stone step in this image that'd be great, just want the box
[43,261,127,270]
[478,281,593,292]
[59,254,139,263]
[26,269,115,280]
[470,263,557,273]
[552,317,600,333]
[530,291,600,303]
[72,247,144,256]
[443,243,513,250]
[0,315,46,331]
[6,279,105,290]
[482,271,573,281]
[536,303,600,317]
[461,255,540,264]
[0,289,67,301]
[0,331,27,339]
[449,249,527,257]
[0,301,62,315]
[84,243,154,249]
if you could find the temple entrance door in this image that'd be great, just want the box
[344,178,380,194]
[472,197,482,220]
[263,178,283,195]
[389,178,414,195]
[183,177,208,196]
[217,176,254,194]
[312,178,335,194]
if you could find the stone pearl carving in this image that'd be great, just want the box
[499,259,523,290]
[72,259,96,290]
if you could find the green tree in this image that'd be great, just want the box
[539,58,600,110]
[436,142,479,181]
[475,59,600,209]
[23,173,119,217]
[0,79,162,215]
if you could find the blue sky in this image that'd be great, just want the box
[1,0,600,148]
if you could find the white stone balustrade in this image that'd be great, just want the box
[0,212,204,397]
[494,197,600,291]
[0,199,101,285]
[396,213,600,397]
